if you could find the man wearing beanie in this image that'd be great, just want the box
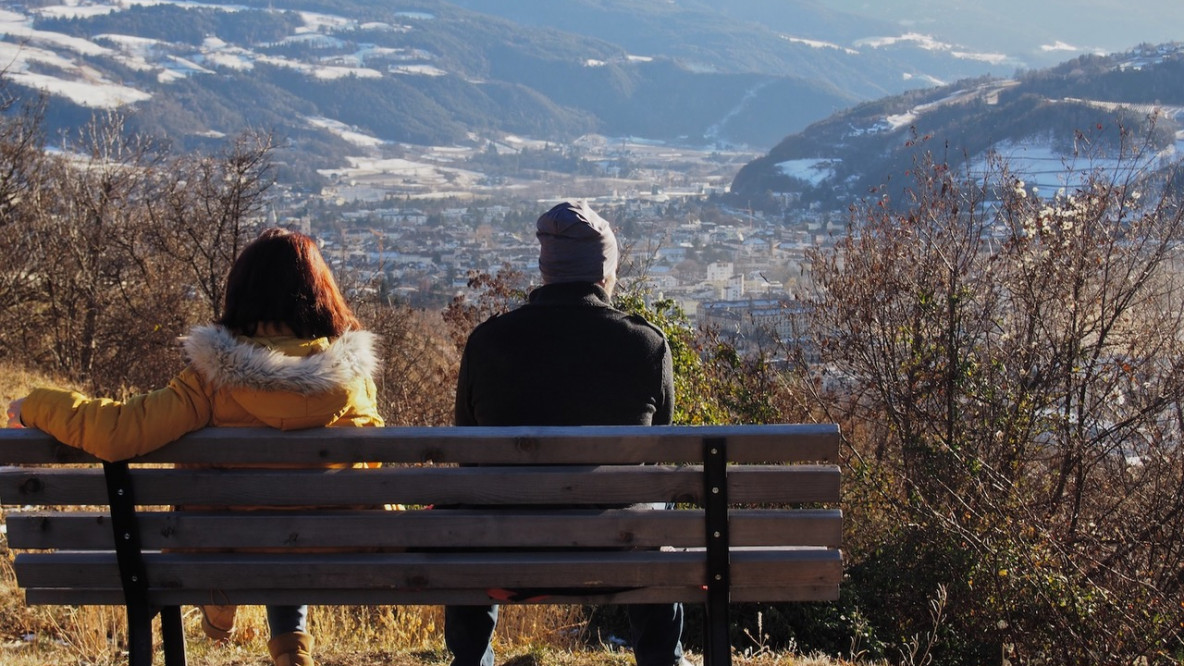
[447,200,685,666]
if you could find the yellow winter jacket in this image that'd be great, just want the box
[21,324,384,462]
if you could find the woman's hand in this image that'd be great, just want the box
[7,398,25,428]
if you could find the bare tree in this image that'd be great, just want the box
[13,113,167,389]
[0,106,277,395]
[0,86,51,351]
[145,130,274,321]
[808,133,1184,662]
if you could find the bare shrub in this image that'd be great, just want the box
[808,132,1184,663]
[365,303,460,427]
[143,131,274,322]
[0,109,275,396]
[15,113,171,393]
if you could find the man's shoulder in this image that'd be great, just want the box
[466,300,667,345]
[465,305,534,340]
[617,310,668,343]
[467,310,510,337]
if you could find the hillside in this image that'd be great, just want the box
[8,0,1181,195]
[0,0,1015,186]
[443,0,996,98]
[729,43,1184,209]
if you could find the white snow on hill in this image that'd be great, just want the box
[777,158,836,186]
[306,117,386,148]
[855,32,1011,65]
[0,0,445,108]
[783,35,859,56]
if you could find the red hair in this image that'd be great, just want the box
[219,227,361,338]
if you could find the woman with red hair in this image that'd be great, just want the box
[7,227,384,666]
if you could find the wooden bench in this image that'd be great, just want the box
[0,424,842,666]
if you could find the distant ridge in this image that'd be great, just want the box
[1,0,1007,186]
[6,0,1178,195]
[729,44,1184,209]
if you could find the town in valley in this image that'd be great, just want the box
[286,133,838,344]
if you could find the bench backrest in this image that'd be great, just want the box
[0,424,842,607]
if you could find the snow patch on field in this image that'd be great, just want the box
[306,117,386,148]
[777,158,836,186]
[856,32,1009,65]
[782,35,859,55]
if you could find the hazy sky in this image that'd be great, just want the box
[826,0,1183,63]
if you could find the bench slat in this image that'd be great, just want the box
[6,508,843,550]
[0,465,840,507]
[25,583,839,607]
[14,548,842,592]
[0,424,840,465]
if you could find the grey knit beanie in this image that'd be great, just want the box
[536,200,619,285]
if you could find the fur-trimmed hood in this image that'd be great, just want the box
[182,324,381,395]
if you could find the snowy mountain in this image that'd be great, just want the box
[730,44,1184,209]
[3,0,1180,193]
[0,0,1022,173]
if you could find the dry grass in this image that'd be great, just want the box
[1,364,75,414]
[0,564,630,666]
[0,556,857,666]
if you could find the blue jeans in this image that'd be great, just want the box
[445,603,684,666]
[267,604,308,637]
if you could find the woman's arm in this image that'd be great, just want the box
[18,368,214,462]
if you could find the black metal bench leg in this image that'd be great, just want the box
[160,605,186,666]
[126,604,155,666]
[704,597,731,666]
[105,460,159,665]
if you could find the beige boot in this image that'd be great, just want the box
[268,631,315,666]
[200,604,237,642]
